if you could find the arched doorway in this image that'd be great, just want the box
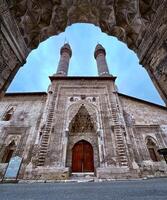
[72,140,94,173]
[2,140,16,163]
[146,137,159,162]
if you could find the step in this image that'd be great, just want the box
[37,164,44,166]
[41,143,48,146]
[71,172,95,178]
[117,149,125,152]
[119,156,127,160]
[45,128,51,131]
[40,145,48,148]
[40,149,47,152]
[117,140,124,143]
[39,153,47,157]
[117,142,124,145]
[38,158,45,162]
[39,150,47,153]
[116,135,122,138]
[38,157,45,161]
[40,146,48,149]
[42,137,49,141]
[47,119,52,122]
[120,162,128,166]
[116,137,123,140]
[42,135,49,138]
[118,153,126,156]
[41,143,48,145]
[118,150,126,153]
[41,142,48,145]
[41,138,49,140]
[40,148,48,151]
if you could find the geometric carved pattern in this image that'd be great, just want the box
[69,105,95,133]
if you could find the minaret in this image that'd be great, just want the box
[94,44,110,76]
[55,43,72,76]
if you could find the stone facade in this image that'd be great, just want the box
[0,43,167,181]
[0,77,167,180]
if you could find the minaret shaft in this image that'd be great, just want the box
[56,43,72,76]
[57,52,71,76]
[94,44,110,76]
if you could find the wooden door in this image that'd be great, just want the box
[72,140,94,172]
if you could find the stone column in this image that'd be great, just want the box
[55,43,72,76]
[94,44,110,76]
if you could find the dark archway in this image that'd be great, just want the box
[72,140,94,173]
[0,1,167,104]
[1,140,16,163]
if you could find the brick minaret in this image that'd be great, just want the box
[94,44,110,76]
[55,43,72,76]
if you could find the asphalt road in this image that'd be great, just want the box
[1,178,167,200]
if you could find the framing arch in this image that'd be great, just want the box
[0,1,167,104]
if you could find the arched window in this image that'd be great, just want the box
[146,137,159,162]
[2,140,16,163]
[2,107,14,121]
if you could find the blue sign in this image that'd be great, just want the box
[4,156,22,180]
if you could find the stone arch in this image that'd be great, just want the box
[0,1,167,104]
[2,107,14,121]
[145,136,159,162]
[145,136,158,146]
[5,135,20,146]
[66,102,100,169]
[71,139,92,150]
[8,0,156,50]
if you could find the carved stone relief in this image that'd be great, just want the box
[7,0,162,50]
[69,105,96,134]
[155,56,167,82]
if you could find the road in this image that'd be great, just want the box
[0,178,167,200]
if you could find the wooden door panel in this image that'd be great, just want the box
[83,142,94,172]
[72,142,83,172]
[72,140,94,173]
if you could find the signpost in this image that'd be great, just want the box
[3,156,22,183]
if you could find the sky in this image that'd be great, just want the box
[7,23,165,106]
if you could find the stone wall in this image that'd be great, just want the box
[119,94,167,125]
[0,93,46,179]
[119,93,167,177]
[0,78,167,180]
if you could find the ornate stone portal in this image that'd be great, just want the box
[0,0,167,104]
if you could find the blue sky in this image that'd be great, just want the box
[8,23,164,106]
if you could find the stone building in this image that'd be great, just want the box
[0,44,167,181]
